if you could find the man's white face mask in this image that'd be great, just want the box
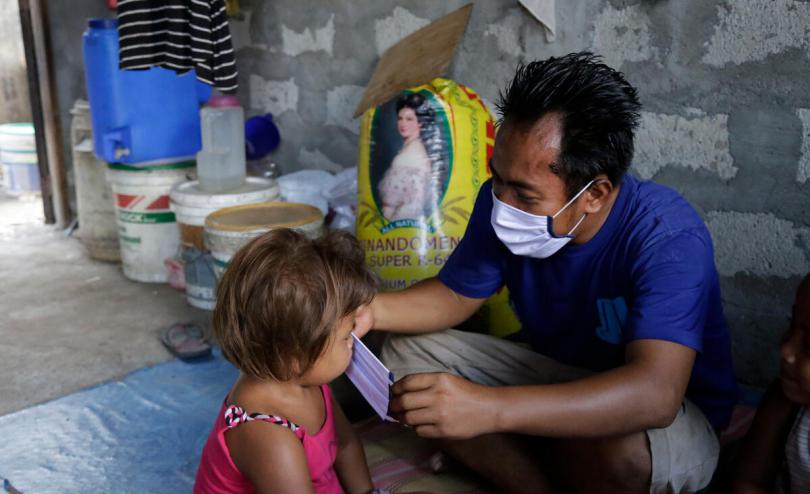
[490,180,595,259]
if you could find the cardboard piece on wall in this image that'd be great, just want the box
[518,0,555,42]
[352,4,474,118]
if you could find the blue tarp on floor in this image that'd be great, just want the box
[0,349,237,493]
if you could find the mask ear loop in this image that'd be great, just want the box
[565,213,588,236]
[552,179,596,219]
[555,178,610,236]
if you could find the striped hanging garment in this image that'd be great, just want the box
[116,0,238,94]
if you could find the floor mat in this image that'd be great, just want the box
[0,350,237,492]
[357,419,491,494]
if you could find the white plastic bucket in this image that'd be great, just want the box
[0,123,36,152]
[170,177,280,249]
[204,202,324,279]
[0,123,39,194]
[107,161,194,282]
[169,177,280,309]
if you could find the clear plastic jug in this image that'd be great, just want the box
[197,95,245,192]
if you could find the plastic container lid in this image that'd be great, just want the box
[170,177,280,208]
[205,202,323,232]
[88,18,118,29]
[207,95,241,108]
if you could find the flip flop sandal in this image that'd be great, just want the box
[4,478,23,494]
[160,322,212,360]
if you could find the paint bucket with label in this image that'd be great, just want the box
[181,247,218,310]
[107,160,193,282]
[170,177,280,308]
[204,202,324,279]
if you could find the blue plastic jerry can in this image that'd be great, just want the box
[82,18,212,165]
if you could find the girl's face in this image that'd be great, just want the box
[300,305,373,385]
[780,286,810,404]
[397,107,421,140]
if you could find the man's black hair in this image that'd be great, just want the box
[496,52,641,197]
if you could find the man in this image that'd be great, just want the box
[355,52,738,493]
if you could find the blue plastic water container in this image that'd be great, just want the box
[245,114,280,160]
[82,18,212,165]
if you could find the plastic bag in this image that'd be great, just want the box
[324,167,358,233]
[276,169,337,215]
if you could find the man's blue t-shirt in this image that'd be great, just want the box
[438,174,738,429]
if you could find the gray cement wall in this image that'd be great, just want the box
[48,0,810,388]
[0,0,32,124]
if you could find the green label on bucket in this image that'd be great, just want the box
[120,234,142,244]
[108,160,195,172]
[118,211,176,224]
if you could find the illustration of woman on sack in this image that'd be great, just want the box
[378,93,445,221]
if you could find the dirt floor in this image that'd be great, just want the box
[0,192,210,416]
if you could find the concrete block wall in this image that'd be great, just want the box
[0,0,32,124]
[47,0,809,387]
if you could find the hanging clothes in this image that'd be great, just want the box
[116,0,238,94]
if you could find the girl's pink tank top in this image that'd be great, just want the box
[194,384,343,494]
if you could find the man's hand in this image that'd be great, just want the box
[363,278,487,335]
[353,303,374,339]
[389,372,498,439]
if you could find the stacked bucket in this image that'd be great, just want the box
[105,160,195,282]
[170,177,281,309]
[84,18,205,284]
[71,99,120,262]
[83,18,323,310]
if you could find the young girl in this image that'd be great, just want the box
[194,229,383,494]
[734,274,810,493]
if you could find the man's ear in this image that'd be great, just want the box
[583,175,613,214]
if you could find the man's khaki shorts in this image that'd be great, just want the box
[381,329,719,494]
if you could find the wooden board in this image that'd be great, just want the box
[353,4,473,118]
